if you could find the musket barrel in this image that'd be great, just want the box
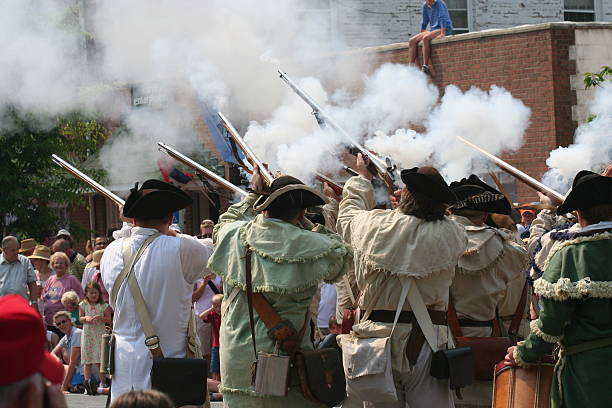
[217,112,274,185]
[51,154,125,206]
[278,69,389,173]
[157,142,248,198]
[456,136,565,202]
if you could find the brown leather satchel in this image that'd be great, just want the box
[448,281,528,381]
[244,246,346,406]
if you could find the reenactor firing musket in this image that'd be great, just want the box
[456,136,565,202]
[157,142,248,198]
[51,154,125,206]
[314,172,344,196]
[278,69,398,194]
[217,112,275,185]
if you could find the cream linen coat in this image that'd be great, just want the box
[336,176,468,375]
[449,215,528,338]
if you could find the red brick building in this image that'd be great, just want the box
[355,22,612,202]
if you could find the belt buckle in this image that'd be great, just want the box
[145,335,161,350]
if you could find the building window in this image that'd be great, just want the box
[564,0,596,22]
[446,0,469,34]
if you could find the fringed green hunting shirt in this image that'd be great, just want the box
[515,225,612,408]
[208,193,352,407]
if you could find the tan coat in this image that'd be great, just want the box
[449,215,528,337]
[336,176,468,373]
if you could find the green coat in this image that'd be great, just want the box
[515,228,612,408]
[208,193,352,408]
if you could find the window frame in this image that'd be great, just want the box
[445,0,472,34]
[563,0,602,21]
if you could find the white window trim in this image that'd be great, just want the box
[446,0,473,33]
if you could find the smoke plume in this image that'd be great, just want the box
[543,82,612,191]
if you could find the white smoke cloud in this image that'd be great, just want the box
[365,84,531,182]
[543,82,612,191]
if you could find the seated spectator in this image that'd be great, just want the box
[50,310,84,393]
[110,390,173,408]
[0,295,66,408]
[46,329,60,353]
[51,238,87,281]
[199,293,223,382]
[42,253,84,333]
[408,0,453,75]
[81,250,104,289]
[61,291,82,329]
[18,238,38,257]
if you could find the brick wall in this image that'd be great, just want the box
[349,23,592,203]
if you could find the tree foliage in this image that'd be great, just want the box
[583,65,612,89]
[0,108,107,241]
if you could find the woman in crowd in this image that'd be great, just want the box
[42,252,84,332]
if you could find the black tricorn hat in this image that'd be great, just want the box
[557,170,612,214]
[400,166,456,204]
[449,175,512,215]
[123,179,193,219]
[253,175,327,212]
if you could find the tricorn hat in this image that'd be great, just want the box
[449,175,511,215]
[123,179,193,219]
[253,175,327,212]
[400,166,456,204]
[557,170,612,214]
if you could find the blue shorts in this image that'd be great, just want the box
[210,346,220,374]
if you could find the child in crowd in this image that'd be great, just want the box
[110,390,174,408]
[79,282,112,396]
[199,293,223,382]
[61,290,82,329]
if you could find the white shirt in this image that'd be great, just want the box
[317,284,337,328]
[101,227,212,401]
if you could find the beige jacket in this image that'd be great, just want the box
[336,176,468,372]
[449,215,528,337]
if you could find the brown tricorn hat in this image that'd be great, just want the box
[253,175,327,212]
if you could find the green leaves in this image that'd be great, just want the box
[0,107,108,240]
[583,65,612,89]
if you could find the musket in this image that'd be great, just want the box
[278,69,397,194]
[456,136,565,202]
[217,112,275,185]
[315,172,343,196]
[157,142,248,198]
[51,154,125,206]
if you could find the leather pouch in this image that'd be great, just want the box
[294,348,346,407]
[151,357,207,407]
[456,336,512,380]
[430,346,474,390]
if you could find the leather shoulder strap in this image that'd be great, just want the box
[245,246,258,359]
[508,279,528,337]
[116,233,163,358]
[447,294,463,338]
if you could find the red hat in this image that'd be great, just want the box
[0,295,64,385]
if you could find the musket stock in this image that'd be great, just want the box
[51,154,125,206]
[217,112,275,185]
[456,136,565,202]
[278,69,396,193]
[315,172,344,196]
[157,142,248,198]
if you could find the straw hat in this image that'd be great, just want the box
[28,245,51,262]
[19,239,38,254]
[89,250,105,268]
